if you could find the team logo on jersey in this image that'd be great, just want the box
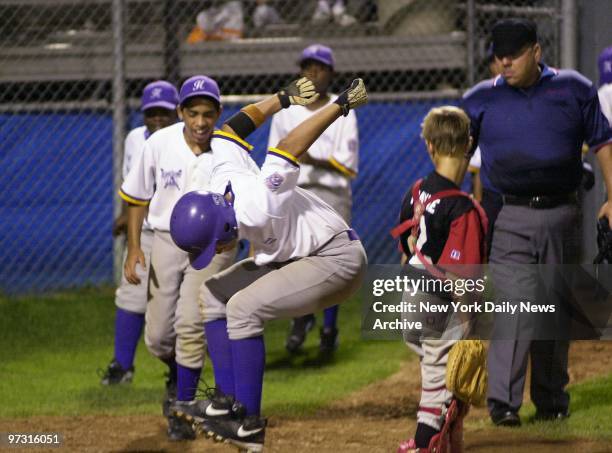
[450,249,461,260]
[160,168,182,190]
[264,172,284,192]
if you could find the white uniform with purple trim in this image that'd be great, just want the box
[115,126,153,313]
[268,96,358,223]
[199,131,367,339]
[119,123,234,369]
[599,83,612,125]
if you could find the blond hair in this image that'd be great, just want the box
[420,106,471,156]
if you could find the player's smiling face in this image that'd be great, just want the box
[179,97,222,150]
[300,60,333,94]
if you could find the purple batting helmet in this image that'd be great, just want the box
[170,189,238,270]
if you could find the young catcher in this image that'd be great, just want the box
[168,77,368,452]
[392,106,488,453]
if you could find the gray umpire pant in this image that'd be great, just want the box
[202,231,367,339]
[487,203,579,414]
[145,230,235,369]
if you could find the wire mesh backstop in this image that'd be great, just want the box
[0,0,569,293]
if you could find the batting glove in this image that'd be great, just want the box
[334,78,368,116]
[278,77,319,108]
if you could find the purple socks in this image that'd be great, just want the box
[177,364,202,401]
[231,336,265,416]
[114,308,144,370]
[204,319,235,396]
[323,305,339,329]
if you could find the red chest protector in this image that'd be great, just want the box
[390,179,488,279]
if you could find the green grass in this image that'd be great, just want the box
[0,287,410,418]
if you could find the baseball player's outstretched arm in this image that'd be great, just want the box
[276,79,368,159]
[222,78,319,139]
[124,204,147,285]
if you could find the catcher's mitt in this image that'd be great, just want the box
[446,339,487,407]
[594,217,612,264]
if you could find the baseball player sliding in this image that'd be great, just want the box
[119,75,235,440]
[168,77,368,452]
[100,80,179,386]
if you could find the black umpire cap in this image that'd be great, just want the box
[491,18,538,58]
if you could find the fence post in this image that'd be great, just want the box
[465,0,476,87]
[112,0,126,285]
[163,0,181,86]
[560,0,577,69]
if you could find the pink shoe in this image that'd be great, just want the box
[397,438,418,453]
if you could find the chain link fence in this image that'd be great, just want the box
[0,0,567,294]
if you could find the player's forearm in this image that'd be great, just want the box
[596,143,612,201]
[276,104,342,158]
[221,95,283,139]
[126,204,146,250]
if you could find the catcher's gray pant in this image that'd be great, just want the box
[300,184,352,224]
[402,289,466,430]
[487,203,578,414]
[115,229,153,314]
[145,230,235,369]
[202,231,367,339]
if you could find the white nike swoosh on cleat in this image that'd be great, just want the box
[237,426,263,437]
[205,405,230,416]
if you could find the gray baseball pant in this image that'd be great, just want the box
[145,230,235,369]
[202,231,367,339]
[487,203,579,414]
[115,229,153,314]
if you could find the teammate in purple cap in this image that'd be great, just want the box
[119,75,235,441]
[100,80,179,388]
[269,43,361,354]
[599,46,612,124]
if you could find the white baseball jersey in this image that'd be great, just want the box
[468,147,481,170]
[120,122,215,231]
[268,95,359,189]
[123,126,153,231]
[209,131,349,265]
[599,83,612,125]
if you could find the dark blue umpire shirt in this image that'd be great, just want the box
[461,63,612,196]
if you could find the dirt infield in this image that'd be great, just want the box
[1,341,611,453]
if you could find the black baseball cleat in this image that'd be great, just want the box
[490,409,521,427]
[319,326,339,353]
[200,414,266,453]
[171,389,236,429]
[534,409,570,421]
[99,359,134,385]
[167,414,196,441]
[286,314,316,353]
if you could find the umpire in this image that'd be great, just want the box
[462,18,612,426]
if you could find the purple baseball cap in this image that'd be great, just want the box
[299,44,334,69]
[598,46,612,86]
[179,75,221,106]
[141,80,179,111]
